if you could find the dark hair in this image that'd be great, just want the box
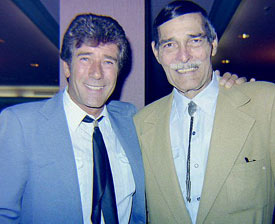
[153,0,217,49]
[60,13,129,71]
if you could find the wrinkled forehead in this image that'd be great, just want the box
[158,13,205,38]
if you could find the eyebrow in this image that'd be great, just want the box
[159,33,207,46]
[76,52,92,57]
[159,38,175,46]
[188,33,206,38]
[104,55,118,62]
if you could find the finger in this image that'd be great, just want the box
[235,77,247,85]
[230,74,238,81]
[225,79,235,88]
[224,74,238,88]
[215,70,221,77]
[219,72,231,86]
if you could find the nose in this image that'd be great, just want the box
[175,44,191,63]
[89,60,103,79]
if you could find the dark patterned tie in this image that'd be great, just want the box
[186,101,197,203]
[82,115,119,224]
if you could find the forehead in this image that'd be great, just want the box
[158,13,205,39]
[73,42,119,58]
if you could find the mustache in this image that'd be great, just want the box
[170,61,201,70]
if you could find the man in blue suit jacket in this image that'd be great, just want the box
[0,13,145,224]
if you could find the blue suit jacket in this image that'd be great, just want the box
[0,92,146,224]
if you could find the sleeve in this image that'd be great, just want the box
[0,108,29,223]
[267,86,275,223]
[128,103,138,116]
[269,88,275,180]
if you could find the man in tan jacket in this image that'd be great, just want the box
[134,1,275,223]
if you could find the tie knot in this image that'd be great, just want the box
[188,101,197,117]
[82,115,104,127]
[82,115,94,123]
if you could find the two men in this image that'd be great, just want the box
[134,1,275,223]
[0,14,145,223]
[0,4,252,224]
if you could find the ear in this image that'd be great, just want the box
[63,61,71,79]
[151,41,161,63]
[211,36,218,56]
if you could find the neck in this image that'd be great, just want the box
[182,69,213,99]
[85,106,104,118]
[183,80,211,99]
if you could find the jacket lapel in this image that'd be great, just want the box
[140,93,192,223]
[197,87,255,223]
[107,104,140,165]
[107,101,146,223]
[38,92,84,221]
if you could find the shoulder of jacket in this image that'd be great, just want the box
[107,100,137,116]
[135,94,171,120]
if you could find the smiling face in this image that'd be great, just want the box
[152,13,218,99]
[64,43,119,117]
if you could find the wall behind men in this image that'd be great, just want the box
[60,0,145,110]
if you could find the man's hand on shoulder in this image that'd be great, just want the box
[216,70,256,88]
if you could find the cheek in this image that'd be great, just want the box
[189,49,206,61]
[76,65,87,75]
[105,70,118,86]
[193,46,212,61]
[72,66,87,83]
[158,51,175,66]
[110,74,118,87]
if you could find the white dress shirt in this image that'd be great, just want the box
[170,73,219,224]
[63,90,135,224]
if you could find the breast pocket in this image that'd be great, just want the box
[226,159,268,213]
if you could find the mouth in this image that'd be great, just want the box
[84,83,104,90]
[170,62,200,74]
[176,67,198,74]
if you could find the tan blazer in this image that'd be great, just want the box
[134,82,275,224]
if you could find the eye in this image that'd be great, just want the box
[104,60,114,65]
[192,38,202,43]
[103,59,117,67]
[80,57,89,62]
[187,36,206,47]
[162,42,176,48]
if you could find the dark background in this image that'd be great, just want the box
[0,0,275,110]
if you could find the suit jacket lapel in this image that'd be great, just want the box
[107,104,140,166]
[140,93,192,223]
[107,102,146,223]
[38,92,83,219]
[197,87,255,224]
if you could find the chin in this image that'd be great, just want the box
[84,101,103,109]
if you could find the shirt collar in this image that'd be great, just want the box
[173,72,219,116]
[63,89,108,132]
